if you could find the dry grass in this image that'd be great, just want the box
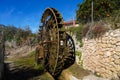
[68,63,90,79]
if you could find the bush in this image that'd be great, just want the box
[68,25,84,47]
[91,23,108,37]
[82,22,110,38]
[82,24,90,37]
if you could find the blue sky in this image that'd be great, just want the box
[0,0,83,33]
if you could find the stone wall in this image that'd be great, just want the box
[82,29,120,79]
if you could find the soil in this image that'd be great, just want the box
[4,45,108,80]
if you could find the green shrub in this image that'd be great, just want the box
[68,25,84,47]
[76,51,82,57]
[94,72,102,77]
[76,51,83,66]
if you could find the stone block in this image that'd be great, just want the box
[116,42,120,46]
[109,38,117,44]
[104,51,111,57]
[107,44,113,48]
[101,44,108,48]
[114,60,120,65]
[82,29,120,79]
[115,46,120,52]
[110,58,115,62]
[113,54,120,59]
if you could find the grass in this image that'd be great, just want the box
[5,50,55,80]
[76,51,83,67]
[76,51,82,59]
[68,63,89,79]
[14,51,35,67]
[7,50,45,71]
[69,51,89,79]
[34,64,45,70]
[94,72,102,77]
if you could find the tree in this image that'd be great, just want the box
[76,0,120,24]
[5,25,17,41]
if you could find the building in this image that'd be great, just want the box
[64,20,79,29]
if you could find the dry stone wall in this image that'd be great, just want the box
[82,29,120,79]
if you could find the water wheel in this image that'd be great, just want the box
[36,8,75,78]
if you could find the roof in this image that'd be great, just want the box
[64,20,78,26]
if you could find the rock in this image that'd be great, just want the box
[115,46,120,52]
[83,74,108,80]
[114,60,120,65]
[82,29,120,79]
[116,42,120,46]
[104,51,111,57]
[113,54,120,59]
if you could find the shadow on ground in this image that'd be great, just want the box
[4,63,45,80]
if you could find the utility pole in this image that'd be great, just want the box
[91,1,94,25]
[72,17,75,27]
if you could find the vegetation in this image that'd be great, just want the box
[68,25,83,47]
[0,24,38,46]
[8,51,44,71]
[68,63,89,79]
[82,22,110,38]
[76,51,82,59]
[76,51,83,67]
[82,24,90,37]
[94,72,102,77]
[76,0,120,38]
[11,51,35,66]
[5,50,54,80]
[76,0,120,24]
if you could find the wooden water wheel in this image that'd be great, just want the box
[36,8,75,78]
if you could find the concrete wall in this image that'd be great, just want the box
[82,29,120,79]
